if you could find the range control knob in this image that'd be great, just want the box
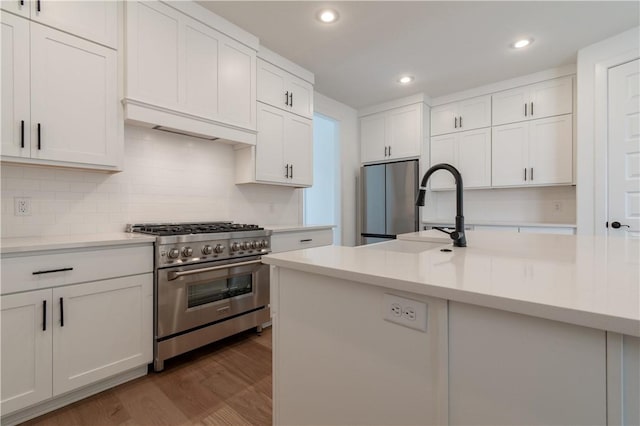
[261,240,269,248]
[231,242,241,252]
[242,241,251,250]
[202,245,213,255]
[250,241,257,249]
[182,247,193,257]
[214,244,225,254]
[168,248,180,259]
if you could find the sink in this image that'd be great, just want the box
[357,239,447,254]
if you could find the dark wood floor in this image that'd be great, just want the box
[23,328,272,426]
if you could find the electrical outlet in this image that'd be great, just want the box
[553,201,562,212]
[14,197,31,216]
[383,294,427,332]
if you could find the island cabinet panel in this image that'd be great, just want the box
[448,302,606,426]
[607,333,640,426]
[272,268,448,426]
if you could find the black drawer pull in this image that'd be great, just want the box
[21,120,24,148]
[59,297,64,327]
[32,267,73,275]
[37,123,41,150]
[285,91,289,106]
[36,0,40,12]
[300,239,313,242]
[42,300,47,331]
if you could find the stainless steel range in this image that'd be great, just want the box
[127,222,272,371]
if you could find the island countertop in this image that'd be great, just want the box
[262,231,640,337]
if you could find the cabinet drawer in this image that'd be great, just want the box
[1,245,153,295]
[270,229,333,253]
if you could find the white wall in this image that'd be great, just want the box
[1,125,300,238]
[314,92,360,246]
[576,26,640,235]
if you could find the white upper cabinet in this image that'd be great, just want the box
[430,95,491,136]
[124,0,257,144]
[492,114,572,187]
[1,0,117,47]
[1,12,30,159]
[492,76,572,126]
[257,59,313,119]
[430,128,491,190]
[1,12,120,170]
[361,102,424,163]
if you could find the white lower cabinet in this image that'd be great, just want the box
[0,244,153,419]
[270,228,333,253]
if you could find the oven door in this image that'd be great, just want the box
[156,256,269,339]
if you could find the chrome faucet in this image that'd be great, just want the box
[416,163,467,247]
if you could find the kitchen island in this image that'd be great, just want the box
[263,231,639,426]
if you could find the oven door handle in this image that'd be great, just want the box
[167,259,264,281]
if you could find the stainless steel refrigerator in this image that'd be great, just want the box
[360,159,419,245]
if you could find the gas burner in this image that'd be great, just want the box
[127,222,263,236]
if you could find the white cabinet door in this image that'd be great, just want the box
[492,86,528,126]
[528,114,573,185]
[388,103,421,160]
[257,59,288,110]
[286,114,313,186]
[30,23,117,166]
[256,103,286,183]
[183,18,219,120]
[1,0,30,18]
[1,12,30,159]
[431,102,457,136]
[360,113,386,163]
[288,75,313,119]
[429,134,457,190]
[125,0,181,109]
[458,128,491,188]
[458,96,491,131]
[1,290,53,415]
[52,275,152,396]
[218,37,256,129]
[529,77,573,120]
[492,122,528,186]
[31,0,117,48]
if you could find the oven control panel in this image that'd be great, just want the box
[157,237,271,267]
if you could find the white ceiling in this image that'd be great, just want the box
[199,1,639,109]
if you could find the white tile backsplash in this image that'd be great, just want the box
[1,125,301,238]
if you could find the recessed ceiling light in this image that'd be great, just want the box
[512,38,533,49]
[398,76,414,84]
[317,9,338,23]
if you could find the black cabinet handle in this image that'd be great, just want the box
[289,92,293,107]
[36,0,40,12]
[530,102,534,116]
[459,116,463,128]
[384,146,387,157]
[59,297,64,327]
[285,164,289,178]
[20,0,24,7]
[285,91,289,106]
[454,117,458,128]
[524,103,527,117]
[524,168,527,181]
[37,123,41,150]
[21,120,24,148]
[42,300,47,331]
[32,267,73,275]
[388,146,391,157]
[290,164,293,179]
[299,239,313,242]
[530,167,534,181]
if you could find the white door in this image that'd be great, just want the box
[431,102,458,136]
[360,113,386,163]
[388,104,421,160]
[458,95,491,132]
[528,77,573,120]
[1,12,30,158]
[1,290,53,415]
[286,114,313,187]
[218,36,256,130]
[30,23,117,166]
[528,114,573,186]
[492,86,529,126]
[125,0,181,109]
[52,275,152,396]
[30,0,117,48]
[256,103,286,183]
[429,134,457,190]
[288,75,313,119]
[183,18,219,120]
[458,128,492,188]
[257,59,288,109]
[492,122,528,186]
[608,59,640,237]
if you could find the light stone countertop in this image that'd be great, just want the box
[263,230,640,336]
[422,219,577,228]
[264,224,335,233]
[1,233,156,255]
